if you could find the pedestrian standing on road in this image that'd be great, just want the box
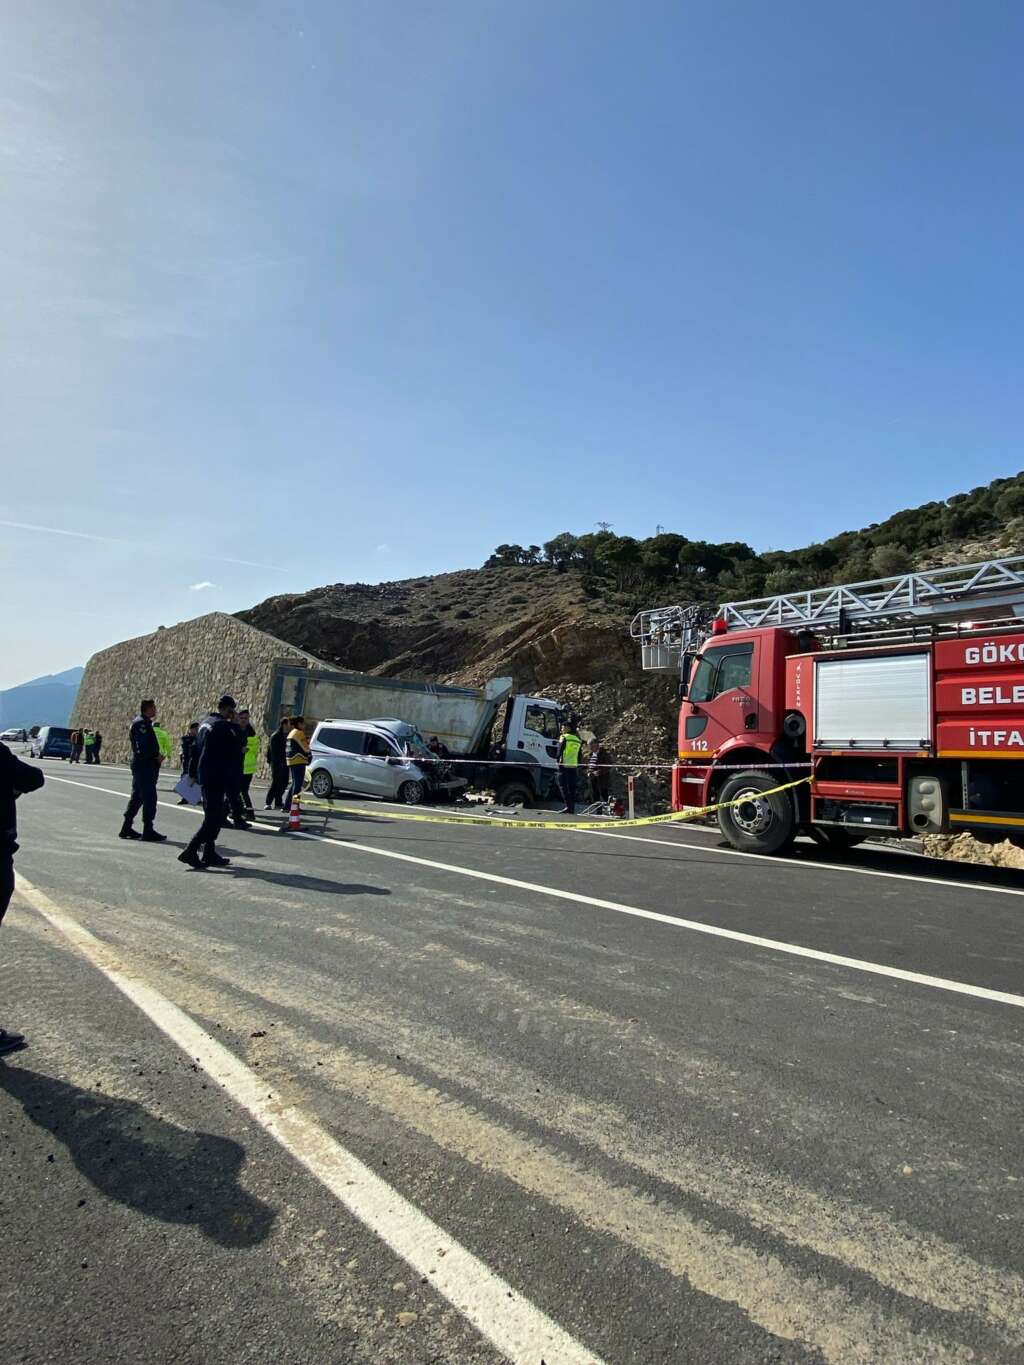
[0,740,44,1055]
[556,719,583,815]
[221,708,252,831]
[236,708,259,819]
[119,701,166,843]
[286,715,311,802]
[264,717,290,809]
[69,728,83,764]
[178,722,199,804]
[153,720,172,769]
[179,695,239,870]
[83,728,96,764]
[93,730,103,765]
[586,737,611,805]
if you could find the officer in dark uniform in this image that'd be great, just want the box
[119,699,166,842]
[178,694,238,870]
[1,740,44,1054]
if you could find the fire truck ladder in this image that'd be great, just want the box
[632,555,1024,672]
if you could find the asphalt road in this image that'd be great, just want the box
[2,758,1023,1363]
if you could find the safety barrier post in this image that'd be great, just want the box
[627,773,635,821]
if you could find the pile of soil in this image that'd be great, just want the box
[923,833,1024,870]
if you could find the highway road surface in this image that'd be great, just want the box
[3,757,1024,1363]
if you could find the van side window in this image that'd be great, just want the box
[364,734,395,758]
[318,727,362,753]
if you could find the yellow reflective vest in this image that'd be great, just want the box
[153,725,172,759]
[243,732,259,775]
[560,732,582,767]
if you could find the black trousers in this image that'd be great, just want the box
[240,774,255,814]
[588,771,609,803]
[124,760,159,827]
[0,850,14,927]
[222,780,246,823]
[558,766,578,813]
[266,764,288,808]
[190,783,226,853]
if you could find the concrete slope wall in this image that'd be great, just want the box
[71,613,326,776]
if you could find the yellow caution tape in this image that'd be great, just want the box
[297,776,811,832]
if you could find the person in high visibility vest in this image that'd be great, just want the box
[83,729,96,764]
[152,721,172,765]
[286,715,311,803]
[556,720,583,815]
[236,708,260,819]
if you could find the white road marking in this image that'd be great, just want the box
[42,774,1024,1008]
[14,875,604,1365]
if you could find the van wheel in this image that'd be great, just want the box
[399,779,426,806]
[495,781,532,807]
[809,827,866,851]
[717,770,797,854]
[310,769,334,798]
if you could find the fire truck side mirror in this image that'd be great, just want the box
[677,679,689,701]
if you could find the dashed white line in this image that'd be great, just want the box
[15,874,604,1365]
[42,773,1024,1010]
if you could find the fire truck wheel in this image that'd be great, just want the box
[809,827,866,851]
[717,771,797,854]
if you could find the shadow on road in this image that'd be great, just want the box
[0,1064,275,1248]
[226,866,390,897]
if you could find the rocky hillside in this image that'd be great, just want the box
[238,565,677,803]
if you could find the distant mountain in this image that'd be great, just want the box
[0,665,84,730]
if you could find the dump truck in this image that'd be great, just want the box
[266,662,566,805]
[632,555,1024,854]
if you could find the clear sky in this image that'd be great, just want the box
[3,1,1022,688]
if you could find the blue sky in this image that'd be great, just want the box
[3,0,1022,687]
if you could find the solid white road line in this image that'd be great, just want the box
[15,875,603,1365]
[43,773,1024,1010]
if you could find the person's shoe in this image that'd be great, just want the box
[229,818,252,830]
[177,798,188,805]
[119,822,142,840]
[0,1029,27,1056]
[141,828,167,842]
[177,846,203,869]
[202,851,231,868]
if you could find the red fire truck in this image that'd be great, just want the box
[632,556,1024,855]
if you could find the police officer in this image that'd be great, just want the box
[119,699,166,842]
[556,719,583,815]
[178,695,238,870]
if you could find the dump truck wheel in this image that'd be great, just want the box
[717,770,796,854]
[495,781,532,807]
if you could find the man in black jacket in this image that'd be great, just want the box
[119,700,166,842]
[179,695,238,870]
[1,741,45,1054]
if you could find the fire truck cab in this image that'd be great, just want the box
[633,556,1024,855]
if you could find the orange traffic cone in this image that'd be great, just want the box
[287,793,301,831]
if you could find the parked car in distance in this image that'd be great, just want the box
[30,725,73,759]
[307,718,465,805]
[0,727,28,743]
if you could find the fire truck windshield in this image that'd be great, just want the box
[688,643,753,703]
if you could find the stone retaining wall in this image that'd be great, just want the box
[71,613,327,777]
